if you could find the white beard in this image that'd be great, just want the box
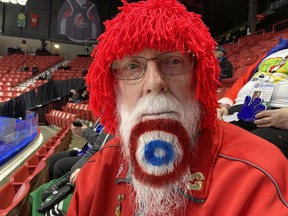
[132,170,192,216]
[117,93,200,215]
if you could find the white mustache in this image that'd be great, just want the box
[117,92,200,164]
[127,94,185,122]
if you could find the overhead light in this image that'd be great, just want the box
[54,44,60,49]
[0,0,27,6]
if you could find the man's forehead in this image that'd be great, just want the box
[124,49,167,58]
[138,49,161,56]
[121,48,190,59]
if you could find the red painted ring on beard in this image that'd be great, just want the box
[129,118,192,188]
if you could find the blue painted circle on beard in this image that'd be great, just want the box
[144,140,175,166]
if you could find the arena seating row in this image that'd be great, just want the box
[218,27,288,91]
[0,79,49,99]
[52,70,83,80]
[62,102,94,122]
[220,65,250,88]
[0,127,72,215]
[68,56,93,71]
[0,54,63,75]
[45,109,78,128]
[0,96,11,102]
[25,79,49,90]
[52,56,93,80]
[0,79,21,88]
[0,72,33,87]
[0,86,12,91]
[0,55,91,104]
[0,181,31,216]
[0,85,33,102]
[0,54,63,103]
[0,88,29,102]
[224,28,288,57]
[0,91,21,97]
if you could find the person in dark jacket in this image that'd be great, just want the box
[32,64,39,75]
[68,89,81,103]
[213,45,233,79]
[20,63,29,72]
[48,122,112,180]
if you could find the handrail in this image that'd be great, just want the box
[237,28,266,47]
[272,18,288,32]
[29,85,87,124]
[29,95,70,125]
[251,29,265,37]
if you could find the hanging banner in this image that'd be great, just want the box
[17,12,26,28]
[31,13,39,28]
[57,0,101,42]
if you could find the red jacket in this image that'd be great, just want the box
[67,120,288,215]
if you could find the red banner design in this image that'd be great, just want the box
[31,13,39,28]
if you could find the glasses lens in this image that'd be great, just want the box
[158,52,194,75]
[112,57,146,80]
[112,52,194,80]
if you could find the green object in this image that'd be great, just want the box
[30,179,73,216]
[17,13,26,28]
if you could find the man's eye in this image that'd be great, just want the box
[124,63,141,70]
[164,58,184,66]
[170,59,182,65]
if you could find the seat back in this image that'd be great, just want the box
[29,160,48,192]
[36,145,55,161]
[10,165,31,190]
[25,154,40,174]
[0,181,30,216]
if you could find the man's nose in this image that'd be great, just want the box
[143,62,168,95]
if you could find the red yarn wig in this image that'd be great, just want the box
[86,0,220,135]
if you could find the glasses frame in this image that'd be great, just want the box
[111,52,195,80]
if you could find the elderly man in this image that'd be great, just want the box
[67,0,288,215]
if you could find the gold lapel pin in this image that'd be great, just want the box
[187,172,205,191]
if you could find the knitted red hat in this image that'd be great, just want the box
[86,0,220,135]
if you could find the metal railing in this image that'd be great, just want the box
[272,18,288,32]
[29,95,70,125]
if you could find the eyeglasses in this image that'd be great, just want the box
[111,52,195,80]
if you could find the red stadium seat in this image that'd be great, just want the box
[36,145,55,161]
[236,56,257,68]
[63,103,93,121]
[0,181,30,216]
[44,139,65,152]
[11,161,48,192]
[25,154,41,173]
[10,165,32,190]
[220,65,250,88]
[28,160,48,192]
